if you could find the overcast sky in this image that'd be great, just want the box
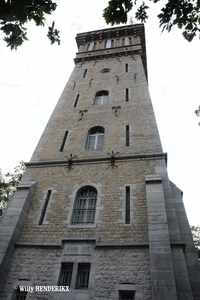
[0,0,199,225]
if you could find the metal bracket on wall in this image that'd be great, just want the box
[115,75,119,84]
[78,110,88,121]
[65,154,77,171]
[89,78,93,87]
[130,55,136,60]
[93,61,98,66]
[78,62,85,68]
[134,73,137,82]
[107,151,119,168]
[112,106,121,117]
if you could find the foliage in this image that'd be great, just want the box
[103,0,200,42]
[0,161,26,217]
[191,225,200,259]
[195,105,200,125]
[0,0,60,50]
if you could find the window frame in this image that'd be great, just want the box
[75,263,91,289]
[86,126,105,151]
[105,39,114,48]
[94,90,109,105]
[119,291,135,300]
[59,263,73,287]
[71,186,97,225]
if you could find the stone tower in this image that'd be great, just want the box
[0,24,200,300]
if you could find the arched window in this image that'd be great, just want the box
[105,39,114,48]
[86,42,97,51]
[122,37,132,46]
[94,90,109,105]
[87,126,105,150]
[71,186,97,224]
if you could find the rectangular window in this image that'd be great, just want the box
[38,190,52,225]
[125,186,130,224]
[125,63,128,72]
[119,291,135,300]
[126,125,130,146]
[73,94,80,107]
[59,263,73,287]
[60,131,68,151]
[76,263,90,289]
[16,287,27,300]
[125,88,129,101]
[83,69,87,78]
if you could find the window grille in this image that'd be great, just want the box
[72,188,97,224]
[119,291,135,300]
[16,288,27,300]
[121,295,134,300]
[76,263,90,289]
[59,263,73,286]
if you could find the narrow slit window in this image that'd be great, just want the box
[38,190,52,225]
[125,88,129,102]
[125,63,128,73]
[83,69,87,78]
[73,94,80,108]
[126,125,130,146]
[125,186,130,224]
[60,131,68,151]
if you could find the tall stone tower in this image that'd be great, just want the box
[0,24,200,300]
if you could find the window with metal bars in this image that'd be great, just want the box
[94,90,109,105]
[16,287,27,300]
[59,263,73,286]
[72,187,97,224]
[87,127,104,150]
[119,291,135,300]
[76,263,90,289]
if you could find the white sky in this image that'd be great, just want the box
[0,0,199,225]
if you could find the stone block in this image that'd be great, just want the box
[150,254,173,270]
[151,270,176,286]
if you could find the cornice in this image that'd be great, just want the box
[25,152,167,168]
[75,24,147,81]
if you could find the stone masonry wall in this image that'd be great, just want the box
[18,159,161,244]
[30,55,162,163]
[1,246,151,300]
